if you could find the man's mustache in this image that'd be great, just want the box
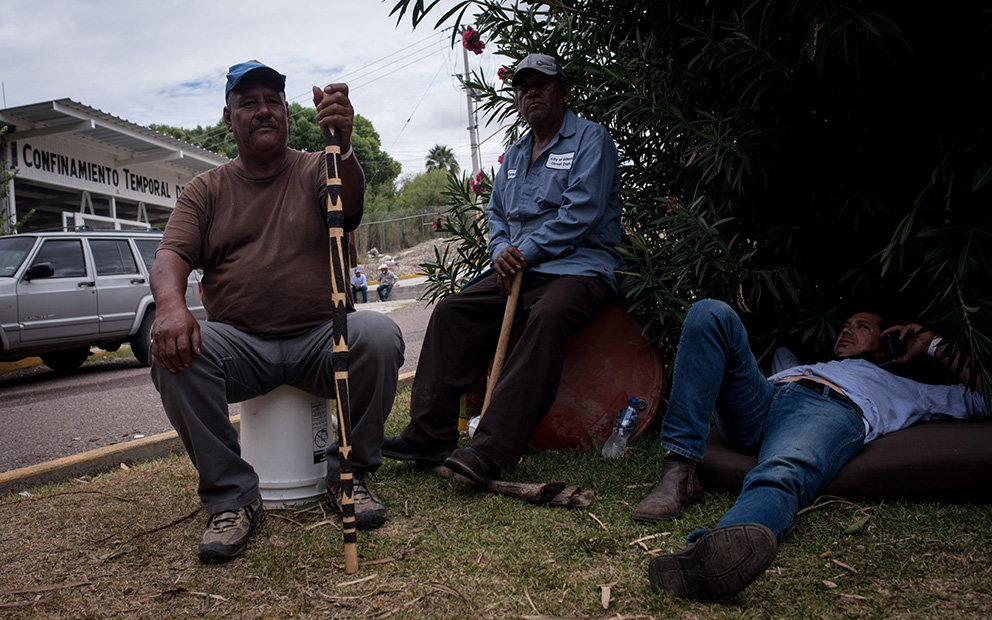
[250,120,279,133]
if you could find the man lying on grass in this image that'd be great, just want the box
[635,299,988,599]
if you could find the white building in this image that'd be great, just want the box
[1,99,227,232]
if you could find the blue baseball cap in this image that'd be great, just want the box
[225,60,286,99]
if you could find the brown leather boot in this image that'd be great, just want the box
[633,456,703,522]
[648,523,777,598]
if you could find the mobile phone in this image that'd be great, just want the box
[882,333,907,359]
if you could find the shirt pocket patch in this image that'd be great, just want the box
[546,151,574,170]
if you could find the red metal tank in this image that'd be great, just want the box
[527,303,666,452]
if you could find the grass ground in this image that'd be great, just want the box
[1,385,990,618]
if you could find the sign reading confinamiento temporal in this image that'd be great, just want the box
[12,135,187,208]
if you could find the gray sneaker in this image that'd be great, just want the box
[197,497,265,564]
[327,471,387,531]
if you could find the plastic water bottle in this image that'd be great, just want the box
[467,415,481,439]
[602,398,642,459]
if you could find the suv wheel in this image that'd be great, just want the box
[131,308,155,367]
[41,348,91,373]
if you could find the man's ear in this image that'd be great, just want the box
[223,106,233,133]
[563,84,573,105]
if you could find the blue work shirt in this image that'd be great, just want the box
[769,355,989,443]
[487,109,624,289]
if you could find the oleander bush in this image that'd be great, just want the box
[400,1,992,390]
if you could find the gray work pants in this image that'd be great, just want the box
[151,311,404,514]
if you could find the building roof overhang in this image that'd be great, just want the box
[0,98,228,180]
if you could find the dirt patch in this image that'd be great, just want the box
[358,237,447,278]
[0,358,42,375]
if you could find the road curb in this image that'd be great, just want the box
[0,371,417,497]
[0,428,190,496]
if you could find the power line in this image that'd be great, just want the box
[287,27,453,103]
[350,46,446,91]
[183,29,456,154]
[388,57,449,152]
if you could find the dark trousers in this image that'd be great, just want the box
[401,271,611,472]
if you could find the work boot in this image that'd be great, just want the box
[633,455,703,523]
[197,497,265,564]
[381,435,454,465]
[444,446,500,485]
[648,523,777,599]
[326,471,387,531]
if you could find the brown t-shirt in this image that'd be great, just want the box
[159,149,360,336]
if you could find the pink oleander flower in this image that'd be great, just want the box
[462,27,485,55]
[497,67,508,81]
[498,152,505,164]
[469,170,487,196]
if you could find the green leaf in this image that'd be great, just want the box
[843,515,872,534]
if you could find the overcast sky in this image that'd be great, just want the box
[0,0,510,180]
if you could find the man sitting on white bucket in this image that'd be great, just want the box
[150,61,405,564]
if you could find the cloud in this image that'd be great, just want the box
[1,0,509,176]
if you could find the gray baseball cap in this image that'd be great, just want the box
[512,54,566,86]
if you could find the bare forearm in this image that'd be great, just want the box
[149,249,201,372]
[150,250,193,310]
[313,82,363,219]
[341,154,365,220]
[887,323,982,391]
[934,341,982,391]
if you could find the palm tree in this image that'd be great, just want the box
[425,144,459,175]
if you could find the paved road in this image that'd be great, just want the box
[0,299,434,473]
[358,297,434,377]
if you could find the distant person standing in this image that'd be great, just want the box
[351,267,368,303]
[377,264,398,301]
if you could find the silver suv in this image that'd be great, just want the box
[0,229,205,371]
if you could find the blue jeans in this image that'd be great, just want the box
[661,300,866,543]
[353,285,367,303]
[377,284,393,301]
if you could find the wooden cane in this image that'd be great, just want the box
[480,270,523,417]
[322,120,359,574]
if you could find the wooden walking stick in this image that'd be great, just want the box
[429,465,594,507]
[481,270,523,416]
[322,119,358,574]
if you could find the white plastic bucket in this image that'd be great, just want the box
[239,385,331,508]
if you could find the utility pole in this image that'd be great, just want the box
[461,34,482,176]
